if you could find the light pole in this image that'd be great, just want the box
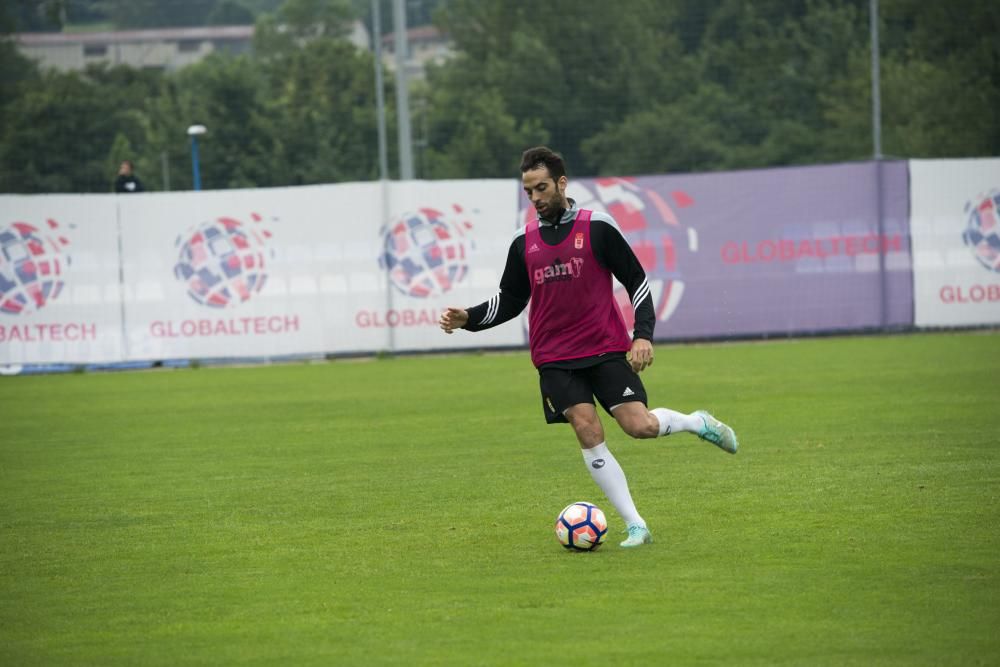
[186,124,207,191]
[372,0,388,182]
[869,0,882,159]
[393,0,413,180]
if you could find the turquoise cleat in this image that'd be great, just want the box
[693,410,739,454]
[620,524,653,548]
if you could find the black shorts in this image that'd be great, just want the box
[538,357,648,424]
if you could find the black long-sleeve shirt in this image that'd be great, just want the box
[463,200,655,369]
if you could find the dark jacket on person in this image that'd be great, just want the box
[114,174,144,193]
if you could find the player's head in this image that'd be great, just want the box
[520,146,568,219]
[118,160,134,175]
[520,146,566,182]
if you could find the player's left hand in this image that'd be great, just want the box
[628,338,654,373]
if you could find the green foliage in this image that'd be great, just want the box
[207,0,255,26]
[169,55,269,189]
[0,0,64,33]
[582,85,740,176]
[273,0,354,39]
[877,0,1000,157]
[0,0,380,192]
[0,64,162,192]
[103,0,224,29]
[258,35,383,185]
[420,73,548,179]
[431,0,690,175]
[0,39,39,130]
[0,0,997,192]
[64,0,110,25]
[431,0,997,176]
[1,333,998,664]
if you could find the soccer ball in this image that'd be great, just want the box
[555,501,608,551]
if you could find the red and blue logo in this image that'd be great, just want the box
[378,206,474,298]
[0,219,72,315]
[963,188,1000,273]
[173,213,274,309]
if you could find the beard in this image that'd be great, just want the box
[536,192,563,221]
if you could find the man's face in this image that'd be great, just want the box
[522,166,567,219]
[119,162,132,176]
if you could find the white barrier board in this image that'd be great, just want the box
[910,158,1000,327]
[0,195,124,364]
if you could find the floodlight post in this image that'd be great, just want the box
[187,124,207,191]
[393,0,414,180]
[870,0,882,160]
[372,0,389,182]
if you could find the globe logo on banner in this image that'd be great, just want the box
[521,178,698,327]
[962,188,1000,273]
[0,219,72,316]
[174,213,274,309]
[378,206,473,298]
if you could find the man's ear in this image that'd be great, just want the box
[557,175,568,195]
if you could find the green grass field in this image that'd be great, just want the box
[2,332,998,665]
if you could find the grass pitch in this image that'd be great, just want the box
[1,331,998,665]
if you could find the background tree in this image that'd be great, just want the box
[0,0,384,192]
[428,0,691,177]
[0,65,161,192]
[103,0,223,29]
[250,0,383,184]
[207,1,256,25]
[422,0,998,177]
[1,0,64,32]
[1,0,997,192]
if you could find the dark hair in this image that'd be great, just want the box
[520,146,566,181]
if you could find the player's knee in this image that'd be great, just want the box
[573,416,601,440]
[619,412,658,439]
[567,409,603,443]
[612,403,660,438]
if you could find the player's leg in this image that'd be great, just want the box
[564,403,649,547]
[589,358,694,437]
[563,401,605,448]
[619,404,739,453]
[613,403,701,439]
[593,359,739,453]
[540,367,651,546]
[689,410,739,453]
[614,403,738,452]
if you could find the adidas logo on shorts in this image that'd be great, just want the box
[622,387,635,397]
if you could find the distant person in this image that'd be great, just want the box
[114,160,144,193]
[439,145,739,548]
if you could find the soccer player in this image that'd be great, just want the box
[439,146,739,548]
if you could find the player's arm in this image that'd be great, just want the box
[591,214,656,370]
[439,235,530,334]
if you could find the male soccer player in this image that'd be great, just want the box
[439,146,738,548]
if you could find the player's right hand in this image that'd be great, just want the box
[439,307,469,334]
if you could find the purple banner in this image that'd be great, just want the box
[564,161,912,339]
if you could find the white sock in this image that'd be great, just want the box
[581,443,644,528]
[651,408,703,437]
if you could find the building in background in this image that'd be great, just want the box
[14,21,372,72]
[379,25,451,80]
